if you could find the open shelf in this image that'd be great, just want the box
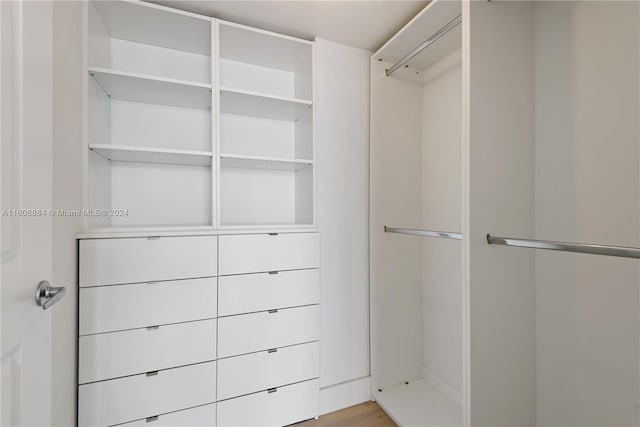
[92,0,211,56]
[88,150,212,229]
[220,87,311,121]
[220,164,313,227]
[219,21,312,101]
[374,380,462,427]
[220,154,312,171]
[372,0,461,72]
[90,144,212,166]
[89,67,212,110]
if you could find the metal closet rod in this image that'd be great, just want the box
[384,226,462,240]
[487,234,640,259]
[385,13,462,77]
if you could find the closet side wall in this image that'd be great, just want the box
[315,38,372,413]
[370,59,424,390]
[421,50,463,398]
[467,2,536,425]
[534,2,640,425]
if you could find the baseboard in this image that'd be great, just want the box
[420,366,462,407]
[319,376,372,415]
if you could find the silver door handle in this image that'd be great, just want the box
[35,280,66,310]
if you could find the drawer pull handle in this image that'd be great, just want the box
[268,233,278,236]
[268,309,278,314]
[268,271,278,275]
[267,348,278,353]
[147,236,161,240]
[267,388,278,394]
[146,371,159,377]
[146,416,159,423]
[147,325,160,330]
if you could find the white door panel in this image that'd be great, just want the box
[1,2,55,425]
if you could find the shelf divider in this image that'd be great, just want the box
[90,144,213,166]
[220,87,312,121]
[220,153,312,171]
[89,67,212,110]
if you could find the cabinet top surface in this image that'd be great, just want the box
[77,227,320,240]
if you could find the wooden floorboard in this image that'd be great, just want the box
[296,402,397,427]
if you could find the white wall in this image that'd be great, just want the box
[315,38,372,414]
[534,2,640,425]
[52,2,83,426]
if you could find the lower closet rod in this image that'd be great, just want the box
[384,226,462,240]
[487,234,640,259]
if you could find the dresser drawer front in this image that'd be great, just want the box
[79,236,217,287]
[78,361,216,427]
[79,319,217,384]
[218,341,319,400]
[219,269,319,316]
[79,278,217,335]
[218,305,319,358]
[218,233,319,275]
[217,379,318,427]
[120,404,216,426]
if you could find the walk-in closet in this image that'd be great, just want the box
[2,1,639,426]
[371,1,463,425]
[371,1,639,426]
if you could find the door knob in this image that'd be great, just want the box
[35,280,66,310]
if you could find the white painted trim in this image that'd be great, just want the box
[319,377,371,416]
[210,17,217,230]
[214,18,221,229]
[310,39,317,228]
[217,18,314,45]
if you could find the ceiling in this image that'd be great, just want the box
[150,1,429,52]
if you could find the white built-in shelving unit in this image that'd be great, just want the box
[217,21,314,228]
[84,0,315,231]
[86,0,214,229]
[80,2,321,427]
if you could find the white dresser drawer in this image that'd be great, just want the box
[218,305,319,358]
[79,236,217,287]
[218,233,319,275]
[218,269,319,316]
[79,319,217,384]
[218,341,319,400]
[79,277,217,335]
[217,379,318,427]
[78,361,216,427]
[120,403,216,426]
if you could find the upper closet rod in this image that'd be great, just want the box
[385,226,462,240]
[385,13,462,76]
[487,234,640,259]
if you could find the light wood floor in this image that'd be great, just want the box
[297,402,397,427]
